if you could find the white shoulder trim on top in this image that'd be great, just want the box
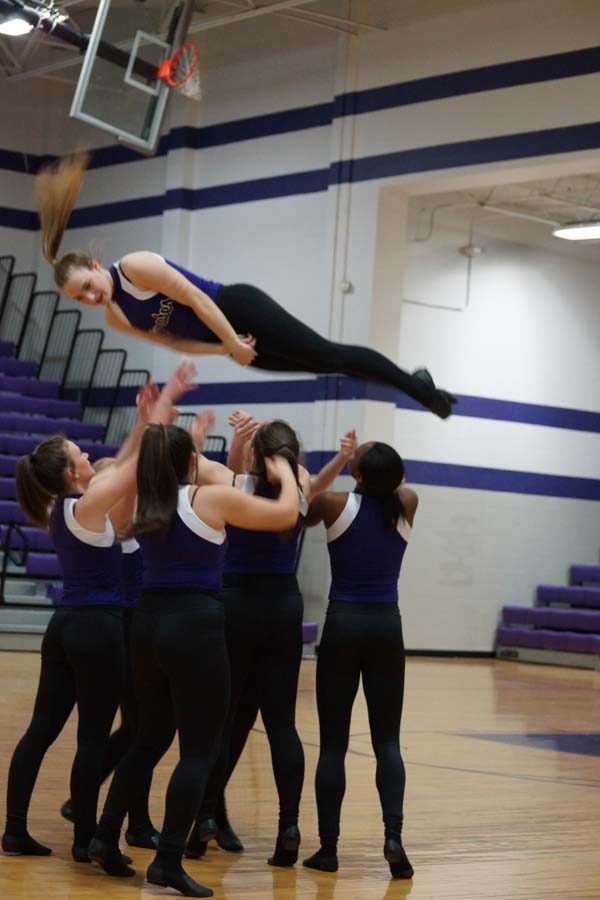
[397,517,412,543]
[64,498,116,547]
[238,474,257,494]
[178,485,226,545]
[327,493,361,543]
[121,538,140,554]
[113,253,165,300]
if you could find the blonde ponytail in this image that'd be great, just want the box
[35,152,91,286]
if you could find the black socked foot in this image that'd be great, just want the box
[2,832,52,856]
[302,849,338,872]
[125,828,160,849]
[88,837,136,877]
[60,800,74,823]
[384,838,414,879]
[412,368,457,420]
[216,823,243,853]
[147,862,213,897]
[268,825,300,867]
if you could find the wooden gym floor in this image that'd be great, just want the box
[1,653,599,899]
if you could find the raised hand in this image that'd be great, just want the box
[191,411,216,452]
[228,408,251,428]
[229,410,260,444]
[163,359,198,402]
[135,381,159,424]
[150,360,197,425]
[339,429,358,461]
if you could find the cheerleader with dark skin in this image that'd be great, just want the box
[302,441,417,880]
[35,154,456,420]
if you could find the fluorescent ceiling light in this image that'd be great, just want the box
[552,222,600,241]
[0,17,34,35]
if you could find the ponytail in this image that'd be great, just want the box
[250,420,301,542]
[251,420,301,488]
[356,442,405,529]
[130,424,193,540]
[15,435,70,529]
[35,152,92,287]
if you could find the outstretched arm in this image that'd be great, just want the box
[226,409,260,474]
[302,429,357,502]
[189,411,236,486]
[73,361,197,533]
[119,252,257,366]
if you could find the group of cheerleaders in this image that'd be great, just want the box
[1,154,452,897]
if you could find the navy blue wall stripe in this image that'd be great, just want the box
[332,120,600,185]
[403,459,600,501]
[82,375,600,434]
[6,118,600,231]
[303,452,600,502]
[335,45,600,117]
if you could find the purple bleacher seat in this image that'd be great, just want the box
[302,621,318,643]
[26,553,62,578]
[570,565,600,586]
[0,357,37,377]
[0,374,59,398]
[0,455,17,475]
[496,626,600,655]
[0,435,39,455]
[537,584,600,609]
[0,341,15,357]
[0,524,53,552]
[0,435,117,458]
[0,500,27,524]
[0,393,80,418]
[0,477,15,499]
[0,412,103,440]
[502,605,600,633]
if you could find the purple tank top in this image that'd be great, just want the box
[225,475,308,575]
[50,496,124,606]
[140,485,227,592]
[109,255,222,343]
[326,493,411,603]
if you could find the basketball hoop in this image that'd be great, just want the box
[157,42,201,101]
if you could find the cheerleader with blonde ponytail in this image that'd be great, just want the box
[33,153,455,418]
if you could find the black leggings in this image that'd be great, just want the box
[314,601,406,841]
[94,608,154,833]
[97,590,229,857]
[218,284,432,405]
[215,676,260,824]
[199,573,305,830]
[4,606,125,847]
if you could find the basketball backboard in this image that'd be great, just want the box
[70,0,193,153]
